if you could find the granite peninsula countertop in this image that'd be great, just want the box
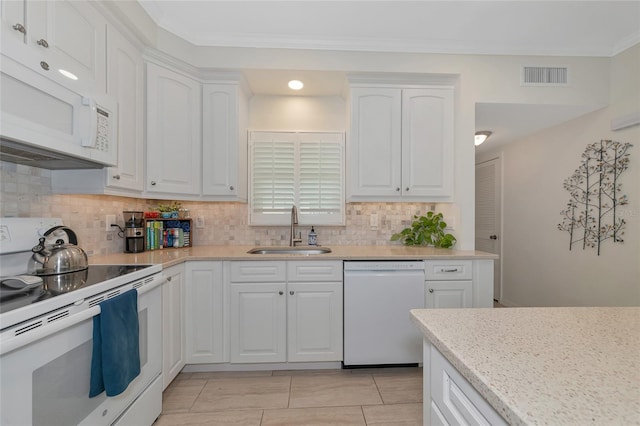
[88,245,497,267]
[410,307,640,425]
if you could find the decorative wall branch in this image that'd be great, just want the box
[558,140,632,255]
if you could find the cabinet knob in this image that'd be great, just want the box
[396,187,400,192]
[229,186,234,191]
[289,290,294,295]
[40,61,50,71]
[429,288,434,293]
[490,235,498,240]
[113,174,121,180]
[37,39,49,48]
[405,187,410,192]
[166,276,172,282]
[278,291,284,295]
[12,23,26,34]
[150,181,157,186]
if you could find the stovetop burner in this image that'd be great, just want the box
[0,265,152,314]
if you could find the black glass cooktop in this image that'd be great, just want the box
[0,265,153,315]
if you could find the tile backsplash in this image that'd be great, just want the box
[1,162,455,256]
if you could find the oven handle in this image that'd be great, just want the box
[0,276,167,356]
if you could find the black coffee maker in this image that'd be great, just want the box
[123,211,145,253]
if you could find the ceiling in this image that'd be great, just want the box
[137,1,639,152]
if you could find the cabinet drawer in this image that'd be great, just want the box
[287,261,343,282]
[230,261,286,282]
[425,260,472,281]
[430,345,507,426]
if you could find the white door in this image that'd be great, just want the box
[475,157,501,301]
[287,282,343,362]
[106,27,144,191]
[185,261,224,364]
[230,282,286,363]
[146,62,201,195]
[162,265,185,389]
[401,87,454,198]
[348,87,402,199]
[202,83,247,199]
[425,281,472,308]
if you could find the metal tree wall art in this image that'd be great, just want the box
[558,139,632,255]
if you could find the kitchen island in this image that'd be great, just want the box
[411,307,640,425]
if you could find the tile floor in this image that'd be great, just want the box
[156,367,423,425]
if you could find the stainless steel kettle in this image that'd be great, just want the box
[28,226,88,275]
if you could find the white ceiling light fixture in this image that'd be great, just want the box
[475,131,492,146]
[288,80,304,90]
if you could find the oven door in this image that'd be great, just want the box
[0,284,161,426]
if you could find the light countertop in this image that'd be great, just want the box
[89,245,497,267]
[410,307,640,425]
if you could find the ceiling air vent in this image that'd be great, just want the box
[522,66,568,86]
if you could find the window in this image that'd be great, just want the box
[249,131,345,226]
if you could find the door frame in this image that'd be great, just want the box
[475,153,503,303]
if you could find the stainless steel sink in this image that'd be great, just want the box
[247,246,332,255]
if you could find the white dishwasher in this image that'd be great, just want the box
[343,261,425,367]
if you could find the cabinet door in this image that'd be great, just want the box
[185,261,225,364]
[348,87,402,199]
[162,264,185,389]
[401,88,454,198]
[146,62,201,195]
[1,0,26,48]
[202,83,248,200]
[31,1,107,93]
[105,27,143,191]
[425,281,472,309]
[230,282,286,363]
[287,282,343,362]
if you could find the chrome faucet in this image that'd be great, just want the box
[290,205,303,247]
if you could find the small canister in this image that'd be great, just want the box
[308,226,317,246]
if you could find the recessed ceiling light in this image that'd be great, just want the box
[288,80,303,90]
[58,69,78,80]
[475,131,492,146]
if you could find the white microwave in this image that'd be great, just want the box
[0,54,117,169]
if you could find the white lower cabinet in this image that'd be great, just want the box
[425,260,473,309]
[425,340,507,425]
[230,282,287,363]
[162,264,185,389]
[185,261,225,364]
[229,260,343,364]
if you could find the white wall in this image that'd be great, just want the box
[249,95,346,131]
[481,44,640,307]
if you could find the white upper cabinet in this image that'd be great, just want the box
[348,85,454,201]
[1,0,107,94]
[202,82,249,200]
[146,62,202,195]
[105,26,144,192]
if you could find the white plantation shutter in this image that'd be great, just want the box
[250,131,344,226]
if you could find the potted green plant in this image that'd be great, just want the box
[391,212,457,248]
[156,202,182,219]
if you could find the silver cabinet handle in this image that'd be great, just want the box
[441,268,459,273]
[37,39,49,48]
[229,185,234,191]
[12,23,26,34]
[40,61,49,71]
[429,288,434,293]
[278,291,284,295]
[150,181,156,186]
[113,174,121,180]
[289,290,294,295]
